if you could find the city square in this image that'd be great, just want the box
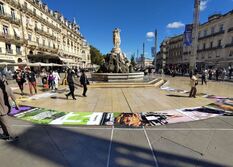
[0,0,233,167]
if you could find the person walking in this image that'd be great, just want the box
[48,71,55,90]
[0,78,19,141]
[26,68,37,96]
[222,68,226,81]
[65,69,76,100]
[189,71,198,98]
[52,70,60,91]
[14,68,26,95]
[216,68,220,81]
[229,65,232,80]
[201,69,207,85]
[80,70,89,97]
[40,68,48,89]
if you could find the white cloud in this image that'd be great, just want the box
[167,22,185,29]
[200,0,208,11]
[146,32,155,38]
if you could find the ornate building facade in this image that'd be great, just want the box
[0,0,91,67]
[157,10,233,71]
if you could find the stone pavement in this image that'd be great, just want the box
[1,116,233,167]
[1,76,233,167]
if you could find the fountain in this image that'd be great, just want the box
[92,28,144,82]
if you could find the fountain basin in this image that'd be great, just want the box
[91,72,144,82]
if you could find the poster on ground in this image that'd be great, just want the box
[178,107,224,120]
[50,112,114,126]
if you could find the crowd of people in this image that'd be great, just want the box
[0,66,89,141]
[11,66,90,98]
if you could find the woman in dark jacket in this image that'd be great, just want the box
[65,69,76,100]
[80,70,89,97]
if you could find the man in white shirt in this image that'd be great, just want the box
[189,72,198,98]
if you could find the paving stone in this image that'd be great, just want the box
[109,129,156,167]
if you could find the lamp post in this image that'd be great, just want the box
[190,0,200,72]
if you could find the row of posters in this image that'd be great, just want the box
[9,100,233,128]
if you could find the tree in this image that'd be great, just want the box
[130,55,136,67]
[90,45,104,65]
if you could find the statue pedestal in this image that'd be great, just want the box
[111,47,121,54]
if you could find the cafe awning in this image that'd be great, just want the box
[59,57,76,64]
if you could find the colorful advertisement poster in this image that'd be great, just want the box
[50,112,114,126]
[16,108,67,124]
[141,111,193,126]
[114,113,143,128]
[178,107,224,120]
[204,99,233,116]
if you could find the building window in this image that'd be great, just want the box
[219,24,224,32]
[230,51,233,57]
[48,41,51,47]
[43,39,45,46]
[11,8,16,20]
[231,37,233,44]
[24,2,27,8]
[0,2,4,15]
[203,43,206,50]
[16,46,21,53]
[210,41,213,48]
[204,30,208,36]
[36,37,39,43]
[26,17,30,24]
[5,43,11,52]
[35,21,38,28]
[211,27,215,34]
[33,8,36,15]
[41,25,44,31]
[3,25,8,35]
[218,40,222,47]
[28,34,32,41]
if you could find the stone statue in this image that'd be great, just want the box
[113,28,121,49]
[98,28,129,73]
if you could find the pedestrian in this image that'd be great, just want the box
[14,68,26,95]
[189,71,198,98]
[229,65,232,79]
[80,70,89,97]
[40,68,48,89]
[0,78,19,141]
[52,70,60,91]
[48,71,55,90]
[222,68,226,81]
[26,67,37,96]
[201,69,207,85]
[65,69,76,100]
[216,68,219,81]
[208,69,212,80]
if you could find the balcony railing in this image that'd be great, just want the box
[6,49,13,54]
[0,33,24,44]
[228,27,233,33]
[2,0,20,8]
[198,30,225,40]
[16,51,22,55]
[197,45,223,53]
[225,43,233,48]
[34,27,56,40]
[0,12,21,25]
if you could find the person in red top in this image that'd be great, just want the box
[26,67,37,96]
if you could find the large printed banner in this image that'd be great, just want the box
[9,101,233,127]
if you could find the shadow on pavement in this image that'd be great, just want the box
[167,94,190,98]
[1,124,227,167]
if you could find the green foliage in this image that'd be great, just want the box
[90,45,104,65]
[130,55,136,67]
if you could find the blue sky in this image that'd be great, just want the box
[43,0,233,58]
